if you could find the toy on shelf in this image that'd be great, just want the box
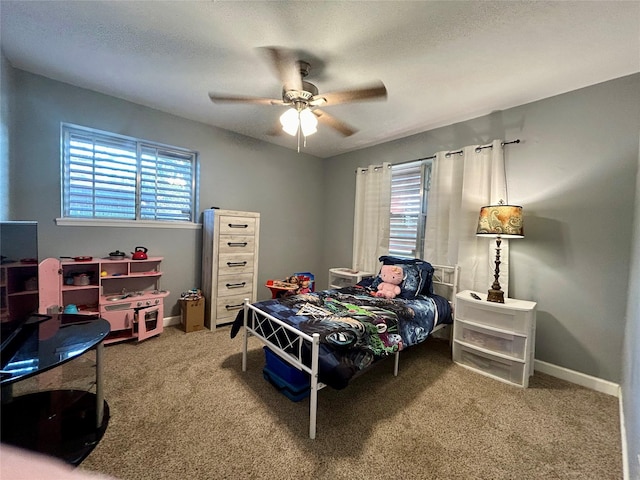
[180,288,202,301]
[265,273,314,299]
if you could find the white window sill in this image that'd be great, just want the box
[55,218,201,229]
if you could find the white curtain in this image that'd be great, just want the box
[352,163,392,274]
[424,140,511,294]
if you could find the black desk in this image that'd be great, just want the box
[1,314,110,465]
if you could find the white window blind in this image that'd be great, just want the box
[62,124,197,222]
[389,160,431,258]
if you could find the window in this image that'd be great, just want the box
[389,160,431,258]
[61,124,198,223]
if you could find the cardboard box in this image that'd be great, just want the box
[179,298,205,333]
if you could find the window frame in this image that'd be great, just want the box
[57,123,199,228]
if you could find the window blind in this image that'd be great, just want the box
[389,160,430,258]
[62,124,197,222]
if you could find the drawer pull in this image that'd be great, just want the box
[227,261,247,267]
[227,242,248,247]
[228,223,248,229]
[225,303,244,310]
[226,282,246,289]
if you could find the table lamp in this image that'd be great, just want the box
[476,201,524,303]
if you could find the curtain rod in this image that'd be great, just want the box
[356,139,521,173]
[356,163,392,174]
[418,139,521,162]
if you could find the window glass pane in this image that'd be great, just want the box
[140,146,194,221]
[389,160,430,259]
[62,124,197,222]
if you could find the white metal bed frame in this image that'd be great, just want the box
[241,264,459,439]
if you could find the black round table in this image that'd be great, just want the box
[1,314,110,465]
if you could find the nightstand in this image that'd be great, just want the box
[452,290,537,387]
[328,268,373,289]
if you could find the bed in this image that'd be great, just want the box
[230,259,459,439]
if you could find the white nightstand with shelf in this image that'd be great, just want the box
[453,290,536,387]
[328,268,373,289]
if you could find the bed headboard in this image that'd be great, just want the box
[431,264,459,303]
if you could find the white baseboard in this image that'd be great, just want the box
[619,393,630,480]
[163,315,181,327]
[534,359,620,397]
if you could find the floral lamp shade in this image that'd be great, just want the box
[476,204,524,238]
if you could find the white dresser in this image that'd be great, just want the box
[453,290,536,387]
[202,209,260,329]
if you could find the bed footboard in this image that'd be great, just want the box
[241,299,322,439]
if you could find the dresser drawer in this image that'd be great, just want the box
[218,253,255,275]
[219,216,257,236]
[218,235,255,255]
[217,272,254,297]
[453,344,526,386]
[456,299,531,334]
[454,320,527,360]
[215,293,247,324]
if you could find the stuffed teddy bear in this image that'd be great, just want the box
[375,265,404,299]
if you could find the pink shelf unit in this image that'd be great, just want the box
[39,257,169,344]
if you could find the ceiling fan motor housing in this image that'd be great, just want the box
[282,80,318,106]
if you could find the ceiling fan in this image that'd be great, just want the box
[208,47,387,149]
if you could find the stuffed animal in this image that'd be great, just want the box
[375,265,404,299]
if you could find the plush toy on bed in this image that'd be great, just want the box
[375,265,404,299]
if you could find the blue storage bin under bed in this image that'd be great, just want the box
[263,347,310,402]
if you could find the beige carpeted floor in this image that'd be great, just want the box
[19,325,622,480]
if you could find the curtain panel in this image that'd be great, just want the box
[352,163,392,275]
[424,140,511,294]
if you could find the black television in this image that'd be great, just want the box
[1,221,39,264]
[0,221,44,367]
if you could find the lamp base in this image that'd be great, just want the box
[486,288,505,303]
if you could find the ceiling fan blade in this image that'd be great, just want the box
[267,120,284,136]
[310,81,387,107]
[313,109,358,137]
[260,46,303,92]
[208,92,287,106]
[267,124,284,137]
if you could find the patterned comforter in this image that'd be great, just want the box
[231,285,452,390]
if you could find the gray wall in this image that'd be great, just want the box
[622,139,640,480]
[322,74,640,384]
[8,68,325,316]
[0,51,14,217]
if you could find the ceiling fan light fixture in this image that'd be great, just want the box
[280,106,318,137]
[280,108,299,136]
[299,108,318,136]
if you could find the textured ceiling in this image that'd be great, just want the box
[1,1,639,158]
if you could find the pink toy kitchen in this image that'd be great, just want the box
[38,253,169,344]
